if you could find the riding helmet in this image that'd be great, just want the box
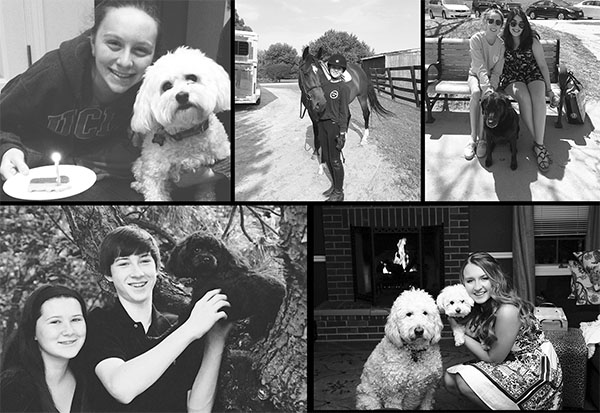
[328,54,347,70]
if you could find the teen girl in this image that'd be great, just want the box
[0,0,160,183]
[0,285,89,412]
[85,225,231,412]
[319,53,351,202]
[500,9,558,172]
[445,252,563,410]
[465,6,505,161]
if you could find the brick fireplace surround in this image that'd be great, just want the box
[314,206,471,342]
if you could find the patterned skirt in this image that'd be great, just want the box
[446,341,563,410]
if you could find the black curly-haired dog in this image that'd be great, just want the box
[166,232,285,338]
[481,91,520,170]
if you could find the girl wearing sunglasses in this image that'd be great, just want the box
[465,6,505,161]
[499,9,558,172]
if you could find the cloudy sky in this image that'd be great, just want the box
[235,0,421,55]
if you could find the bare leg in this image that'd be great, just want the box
[504,81,535,138]
[455,373,489,409]
[527,80,547,146]
[444,372,459,395]
[468,76,482,143]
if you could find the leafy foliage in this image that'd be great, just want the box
[305,29,375,65]
[0,205,282,355]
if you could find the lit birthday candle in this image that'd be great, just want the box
[51,152,61,185]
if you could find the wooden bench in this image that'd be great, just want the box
[425,37,569,128]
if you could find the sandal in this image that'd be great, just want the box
[532,142,550,172]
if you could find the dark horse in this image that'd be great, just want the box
[298,47,393,155]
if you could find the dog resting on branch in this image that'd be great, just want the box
[166,232,286,411]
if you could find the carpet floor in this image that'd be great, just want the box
[312,338,596,411]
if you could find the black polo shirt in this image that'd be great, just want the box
[85,300,203,412]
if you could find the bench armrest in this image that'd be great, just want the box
[558,63,569,91]
[425,62,441,84]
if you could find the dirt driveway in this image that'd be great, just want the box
[235,82,420,201]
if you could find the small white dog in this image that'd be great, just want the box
[130,46,230,201]
[356,288,443,410]
[436,284,474,346]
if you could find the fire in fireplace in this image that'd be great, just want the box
[351,225,444,306]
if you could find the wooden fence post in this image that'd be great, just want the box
[410,66,419,107]
[387,68,394,100]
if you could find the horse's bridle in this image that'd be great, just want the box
[299,61,324,118]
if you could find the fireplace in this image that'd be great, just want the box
[351,225,444,307]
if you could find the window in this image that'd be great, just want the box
[534,205,588,271]
[235,41,249,56]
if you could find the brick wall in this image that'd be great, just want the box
[322,206,471,302]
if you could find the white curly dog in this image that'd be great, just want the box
[356,288,443,410]
[130,46,230,201]
[436,284,474,347]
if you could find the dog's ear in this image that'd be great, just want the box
[481,95,488,114]
[131,68,158,133]
[435,293,446,313]
[212,61,231,113]
[431,313,443,345]
[384,312,404,348]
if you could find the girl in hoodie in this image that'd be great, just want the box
[0,0,159,189]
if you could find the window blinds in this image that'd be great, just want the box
[533,205,589,237]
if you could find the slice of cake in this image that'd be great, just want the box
[28,176,71,192]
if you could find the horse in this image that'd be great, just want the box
[298,46,393,155]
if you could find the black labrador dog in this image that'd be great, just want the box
[166,232,286,338]
[481,91,520,170]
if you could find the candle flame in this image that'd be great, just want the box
[51,152,61,163]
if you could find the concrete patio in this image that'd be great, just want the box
[425,102,600,201]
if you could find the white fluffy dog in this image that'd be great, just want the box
[130,46,230,201]
[436,284,474,346]
[356,288,443,410]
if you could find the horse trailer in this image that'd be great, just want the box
[235,30,261,105]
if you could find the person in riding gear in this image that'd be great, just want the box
[318,53,350,202]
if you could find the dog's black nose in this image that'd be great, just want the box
[176,92,189,104]
[414,327,424,336]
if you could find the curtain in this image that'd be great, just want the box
[512,206,535,304]
[585,205,600,250]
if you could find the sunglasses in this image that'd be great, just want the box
[487,18,502,26]
[510,21,526,28]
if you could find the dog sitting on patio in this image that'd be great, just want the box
[436,284,474,346]
[130,46,230,201]
[481,91,520,170]
[356,288,443,410]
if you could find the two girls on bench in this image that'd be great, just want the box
[499,9,558,172]
[465,6,505,161]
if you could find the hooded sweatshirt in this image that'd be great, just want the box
[0,31,141,179]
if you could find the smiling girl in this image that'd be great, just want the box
[465,6,505,161]
[499,9,557,172]
[444,252,563,410]
[0,285,89,412]
[0,0,160,185]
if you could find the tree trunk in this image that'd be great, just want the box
[253,205,307,412]
[61,205,307,412]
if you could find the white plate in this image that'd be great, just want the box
[3,165,97,200]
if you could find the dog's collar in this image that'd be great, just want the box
[152,119,210,146]
[401,339,430,362]
[409,347,427,362]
